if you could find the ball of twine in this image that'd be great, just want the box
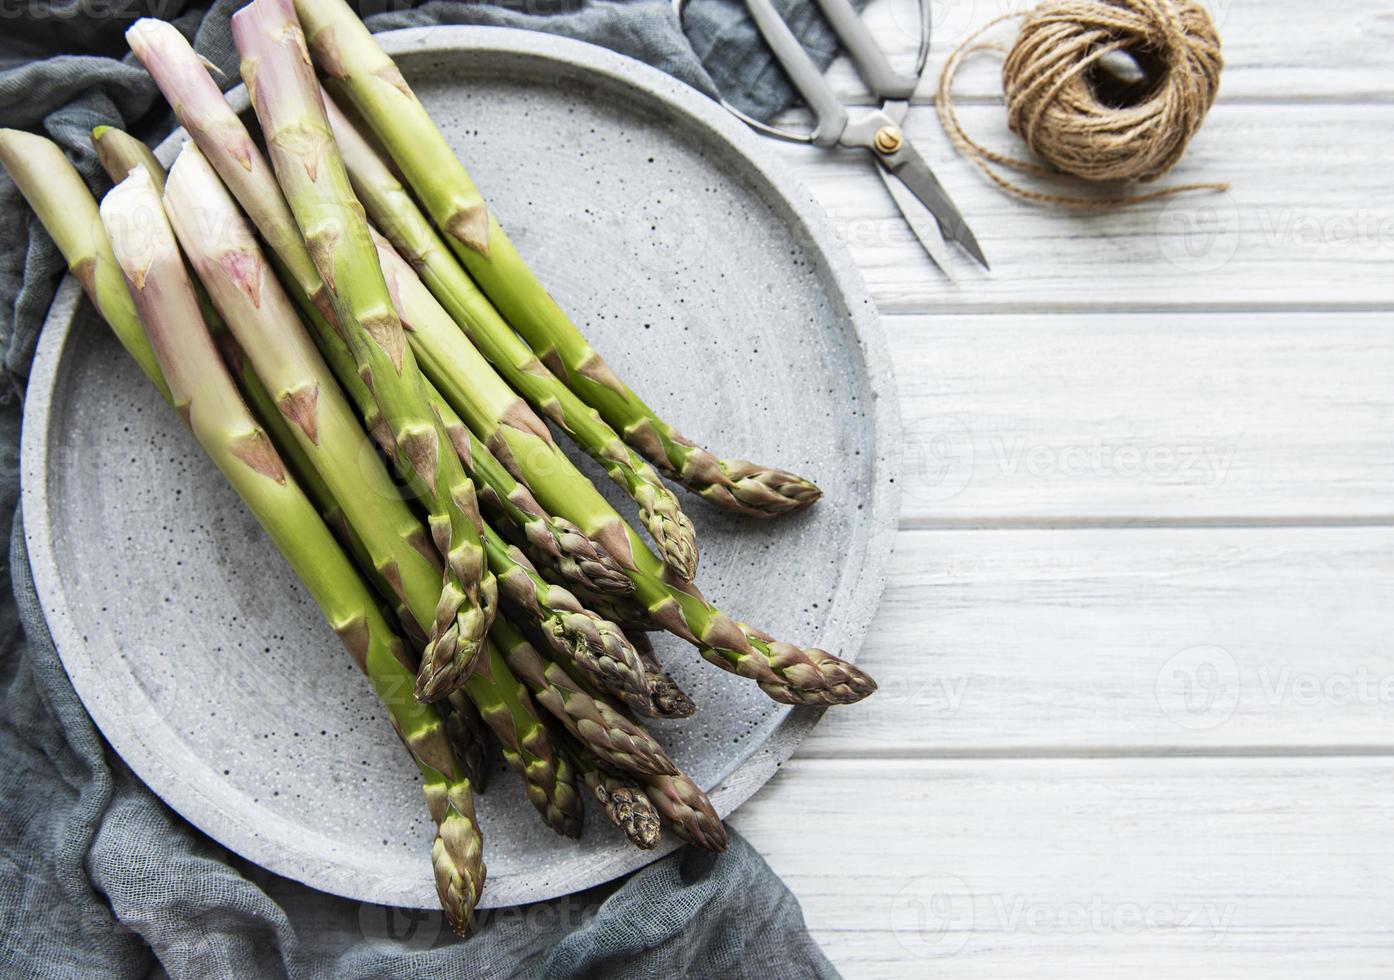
[937,0,1228,206]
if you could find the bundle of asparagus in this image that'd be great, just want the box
[0,0,876,931]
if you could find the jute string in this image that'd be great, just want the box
[936,0,1229,207]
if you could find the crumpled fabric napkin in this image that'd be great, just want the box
[0,0,851,976]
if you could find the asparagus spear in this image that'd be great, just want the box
[564,740,661,850]
[525,339,823,519]
[492,617,676,778]
[389,250,870,705]
[371,230,632,597]
[629,631,696,720]
[310,97,873,706]
[366,206,871,706]
[124,10,874,708]
[482,522,653,716]
[92,125,166,191]
[88,126,365,569]
[119,23,634,593]
[161,141,447,638]
[438,691,493,792]
[496,624,718,850]
[231,0,496,700]
[126,17,332,323]
[465,639,583,838]
[0,129,169,402]
[320,90,699,581]
[643,773,727,852]
[96,165,483,931]
[161,141,581,834]
[297,0,819,518]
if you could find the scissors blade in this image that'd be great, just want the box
[875,165,957,282]
[881,141,990,269]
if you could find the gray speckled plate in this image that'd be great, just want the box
[21,27,898,910]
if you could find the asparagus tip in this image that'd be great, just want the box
[594,779,661,850]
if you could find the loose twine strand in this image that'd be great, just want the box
[935,0,1229,207]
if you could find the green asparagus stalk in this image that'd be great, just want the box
[89,125,443,661]
[125,9,875,708]
[92,125,166,192]
[494,626,718,850]
[629,631,696,720]
[434,387,631,598]
[465,639,583,838]
[161,139,580,834]
[96,165,483,931]
[120,22,633,595]
[297,2,819,519]
[311,91,874,706]
[126,17,331,323]
[520,340,823,519]
[0,129,169,402]
[564,740,661,850]
[492,617,676,778]
[482,522,653,716]
[643,772,727,852]
[638,558,877,706]
[164,139,488,678]
[366,210,871,706]
[559,586,652,635]
[439,689,492,793]
[371,229,632,597]
[320,90,699,580]
[304,267,630,601]
[232,0,495,700]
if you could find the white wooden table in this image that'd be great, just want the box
[727,1,1394,974]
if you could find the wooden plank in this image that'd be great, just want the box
[815,0,1394,103]
[797,526,1394,754]
[772,104,1394,311]
[882,311,1394,523]
[729,756,1394,978]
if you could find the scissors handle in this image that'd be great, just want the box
[743,0,848,147]
[812,0,918,100]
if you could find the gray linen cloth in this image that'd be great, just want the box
[0,0,853,976]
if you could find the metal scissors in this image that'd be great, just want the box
[675,0,988,276]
